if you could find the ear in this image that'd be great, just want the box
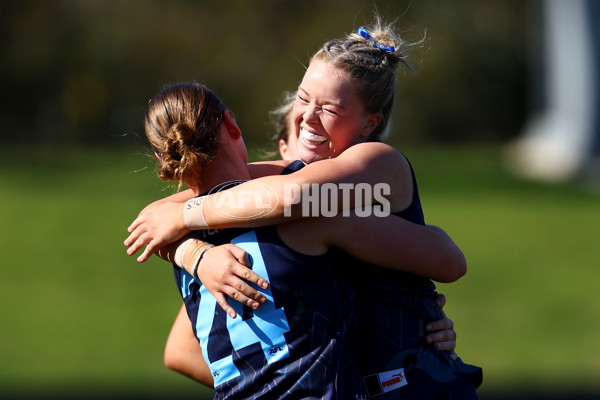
[223,110,242,139]
[278,139,289,159]
[360,113,383,137]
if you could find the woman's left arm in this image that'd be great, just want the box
[164,305,214,386]
[318,213,467,283]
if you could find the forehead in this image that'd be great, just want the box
[300,60,359,106]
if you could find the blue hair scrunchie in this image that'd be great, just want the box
[357,27,395,53]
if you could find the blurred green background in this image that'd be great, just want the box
[1,1,599,399]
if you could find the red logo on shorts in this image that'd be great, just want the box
[381,373,405,388]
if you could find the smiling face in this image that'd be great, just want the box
[291,60,382,163]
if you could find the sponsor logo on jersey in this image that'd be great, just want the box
[268,344,286,355]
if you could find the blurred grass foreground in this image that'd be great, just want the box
[0,144,599,399]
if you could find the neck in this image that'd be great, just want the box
[189,150,251,196]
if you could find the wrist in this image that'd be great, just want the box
[184,196,208,229]
[189,244,215,280]
[173,238,195,268]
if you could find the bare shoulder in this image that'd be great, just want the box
[337,142,409,170]
[283,142,411,193]
[295,142,407,173]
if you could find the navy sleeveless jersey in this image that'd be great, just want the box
[327,155,483,399]
[174,165,363,399]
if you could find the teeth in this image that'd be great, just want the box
[301,128,327,144]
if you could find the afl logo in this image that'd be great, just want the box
[268,344,285,355]
[205,180,279,221]
[212,369,220,378]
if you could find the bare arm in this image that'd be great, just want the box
[274,206,466,283]
[168,215,465,319]
[125,142,411,260]
[320,213,466,283]
[163,211,463,356]
[200,142,410,227]
[124,160,287,258]
[164,305,213,387]
[157,188,195,203]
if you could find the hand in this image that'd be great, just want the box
[196,244,270,319]
[125,200,190,262]
[425,293,458,360]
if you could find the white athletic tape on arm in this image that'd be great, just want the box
[174,238,195,268]
[184,196,208,229]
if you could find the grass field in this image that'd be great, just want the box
[1,144,599,399]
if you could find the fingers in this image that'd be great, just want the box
[425,329,456,354]
[435,293,447,310]
[137,240,157,263]
[127,217,143,234]
[126,230,151,257]
[425,328,456,343]
[124,223,147,249]
[223,276,266,306]
[124,222,161,262]
[233,264,269,291]
[214,294,237,319]
[226,244,253,268]
[430,340,457,354]
[210,278,265,318]
[222,244,269,290]
[425,316,457,355]
[426,316,453,332]
[124,229,139,248]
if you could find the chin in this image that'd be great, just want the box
[302,154,327,164]
[299,144,329,161]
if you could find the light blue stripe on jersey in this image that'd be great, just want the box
[195,230,291,386]
[229,231,290,363]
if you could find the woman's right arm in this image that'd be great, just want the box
[125,142,410,261]
[154,235,268,319]
[150,188,196,205]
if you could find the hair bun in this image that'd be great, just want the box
[144,82,226,189]
[165,122,197,161]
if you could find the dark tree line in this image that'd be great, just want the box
[0,0,528,148]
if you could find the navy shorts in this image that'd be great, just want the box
[426,380,479,400]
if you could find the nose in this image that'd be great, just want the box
[303,104,319,124]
